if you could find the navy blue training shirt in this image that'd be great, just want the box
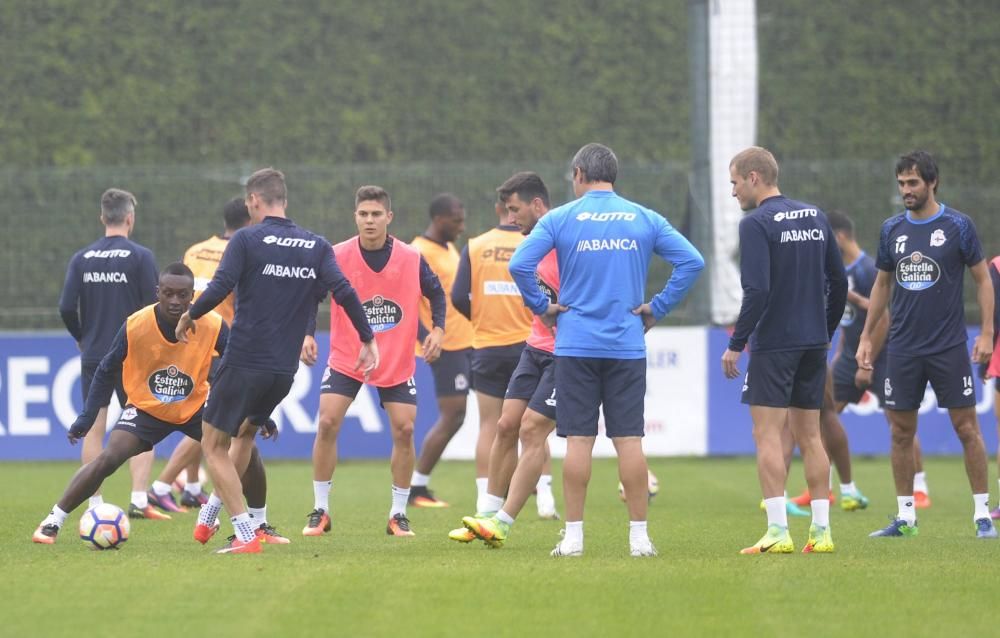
[730,196,848,353]
[189,216,373,375]
[839,251,880,360]
[876,204,983,357]
[59,235,158,363]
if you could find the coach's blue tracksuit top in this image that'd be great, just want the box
[509,189,704,359]
[190,216,372,375]
[729,196,848,353]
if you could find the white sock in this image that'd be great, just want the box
[88,494,104,508]
[231,512,256,542]
[811,499,830,527]
[479,493,504,515]
[840,482,857,496]
[913,471,928,494]
[248,506,267,526]
[185,482,202,496]
[536,474,554,498]
[152,480,172,497]
[411,471,430,487]
[475,477,488,503]
[131,491,148,509]
[564,521,583,545]
[390,485,410,518]
[199,493,223,526]
[42,505,69,527]
[629,520,649,545]
[973,493,990,521]
[897,495,916,525]
[496,510,515,526]
[313,480,332,512]
[763,496,788,528]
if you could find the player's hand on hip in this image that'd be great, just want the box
[67,415,93,445]
[971,333,993,365]
[631,303,657,333]
[422,327,444,364]
[540,303,568,334]
[300,335,318,366]
[255,418,280,442]
[856,338,873,370]
[175,311,195,343]
[356,339,380,381]
[721,348,742,380]
[854,367,873,391]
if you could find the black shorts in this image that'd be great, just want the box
[554,356,645,438]
[742,348,827,410]
[884,343,976,411]
[429,348,473,397]
[472,343,525,398]
[505,346,557,420]
[320,367,417,405]
[111,405,202,451]
[832,353,887,406]
[202,364,295,436]
[81,360,127,407]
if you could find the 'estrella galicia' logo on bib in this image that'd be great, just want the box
[363,295,403,333]
[148,365,194,403]
[895,251,940,291]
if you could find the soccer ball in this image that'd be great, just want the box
[79,503,130,550]
[618,470,661,503]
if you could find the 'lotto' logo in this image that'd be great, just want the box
[575,212,636,222]
[263,235,316,249]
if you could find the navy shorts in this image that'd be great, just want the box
[320,367,417,405]
[472,343,525,398]
[742,348,827,410]
[884,343,976,411]
[202,364,295,436]
[111,405,202,451]
[81,360,127,407]
[429,348,473,397]
[554,356,645,438]
[505,346,557,420]
[832,353,887,406]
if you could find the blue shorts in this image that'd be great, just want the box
[472,343,525,398]
[742,348,827,410]
[884,343,975,411]
[202,364,295,436]
[81,360,127,407]
[832,353,887,406]
[320,367,417,406]
[111,405,202,451]
[554,356,645,438]
[505,346,556,420]
[429,348,472,397]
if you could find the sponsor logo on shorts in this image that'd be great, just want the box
[544,388,557,407]
[575,238,638,252]
[779,228,824,243]
[575,211,637,222]
[929,229,946,247]
[884,378,892,397]
[454,373,469,391]
[83,249,131,259]
[120,407,138,421]
[742,373,749,393]
[483,280,520,295]
[148,366,195,403]
[262,263,317,279]
[262,235,316,249]
[83,271,128,283]
[963,375,974,397]
[407,377,417,396]
[772,209,817,222]
[895,251,940,291]
[364,295,403,332]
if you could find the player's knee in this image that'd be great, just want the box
[92,451,126,478]
[496,416,520,441]
[316,413,342,439]
[953,419,982,445]
[391,420,415,441]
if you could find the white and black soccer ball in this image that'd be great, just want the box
[78,503,130,550]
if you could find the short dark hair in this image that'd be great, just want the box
[160,261,194,282]
[246,168,287,205]
[428,193,462,219]
[496,172,550,207]
[826,209,854,237]
[222,197,250,231]
[895,150,939,193]
[571,143,618,184]
[355,185,391,211]
[100,188,136,225]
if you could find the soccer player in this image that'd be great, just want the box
[408,193,475,507]
[985,256,1000,519]
[510,144,704,557]
[860,151,996,539]
[302,185,446,537]
[722,146,847,555]
[451,196,534,513]
[176,168,378,554]
[458,171,562,547]
[33,263,266,543]
[58,188,164,520]
[148,197,252,512]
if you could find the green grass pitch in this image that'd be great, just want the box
[4,456,1000,637]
